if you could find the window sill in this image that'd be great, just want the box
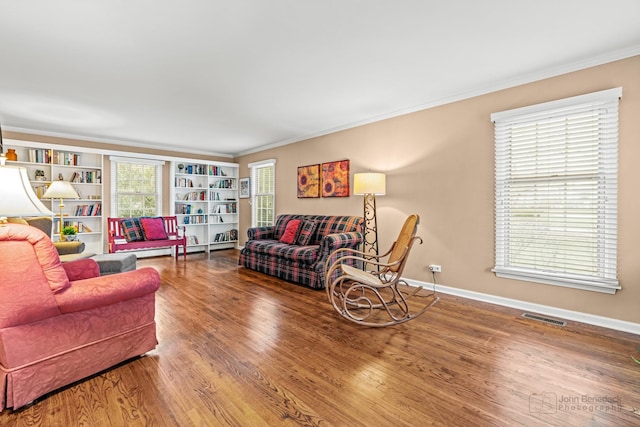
[492,267,620,294]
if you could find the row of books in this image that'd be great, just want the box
[178,164,208,175]
[176,164,231,177]
[70,170,101,184]
[180,191,207,201]
[210,192,237,201]
[213,229,238,243]
[209,179,234,189]
[27,149,83,166]
[182,215,207,225]
[73,203,102,216]
[175,178,195,188]
[187,235,200,245]
[176,204,205,215]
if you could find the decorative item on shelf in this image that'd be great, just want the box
[42,180,80,235]
[354,172,386,267]
[178,164,185,173]
[5,149,17,161]
[61,225,77,242]
[35,169,46,181]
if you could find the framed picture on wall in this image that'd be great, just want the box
[321,160,350,197]
[297,164,321,198]
[239,177,250,198]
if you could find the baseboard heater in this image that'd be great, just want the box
[522,312,567,327]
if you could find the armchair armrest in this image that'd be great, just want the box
[54,240,85,255]
[54,267,161,314]
[62,258,101,281]
[247,226,275,241]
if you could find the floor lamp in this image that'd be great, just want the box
[353,172,386,269]
[43,180,80,239]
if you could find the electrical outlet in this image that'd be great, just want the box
[428,264,442,273]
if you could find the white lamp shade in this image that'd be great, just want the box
[0,165,53,217]
[354,173,386,195]
[43,180,80,199]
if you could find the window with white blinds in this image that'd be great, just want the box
[110,156,164,218]
[491,88,621,294]
[249,159,276,227]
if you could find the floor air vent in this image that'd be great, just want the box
[522,313,567,327]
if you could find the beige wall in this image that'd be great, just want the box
[236,56,640,324]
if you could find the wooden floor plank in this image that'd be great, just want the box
[1,250,639,426]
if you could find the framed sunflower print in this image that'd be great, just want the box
[297,164,321,198]
[321,160,350,197]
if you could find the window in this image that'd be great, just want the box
[249,159,276,227]
[110,156,164,217]
[492,88,620,294]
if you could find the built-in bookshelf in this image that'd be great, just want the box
[170,160,239,252]
[4,140,104,255]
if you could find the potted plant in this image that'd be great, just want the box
[61,226,77,241]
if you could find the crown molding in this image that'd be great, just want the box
[3,126,234,159]
[234,46,640,157]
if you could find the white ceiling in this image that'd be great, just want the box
[1,1,639,157]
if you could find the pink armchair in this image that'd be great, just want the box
[0,223,160,411]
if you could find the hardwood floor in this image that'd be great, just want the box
[2,250,639,426]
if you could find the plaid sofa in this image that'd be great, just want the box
[239,214,364,289]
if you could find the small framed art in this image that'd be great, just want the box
[297,164,321,198]
[322,160,350,197]
[239,177,250,198]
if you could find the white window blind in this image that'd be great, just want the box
[249,159,276,227]
[492,88,621,294]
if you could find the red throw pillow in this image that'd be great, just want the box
[279,219,301,244]
[140,217,168,240]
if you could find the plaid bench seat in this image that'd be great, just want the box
[239,214,364,289]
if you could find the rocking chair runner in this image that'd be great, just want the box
[324,214,439,327]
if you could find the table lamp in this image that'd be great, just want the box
[43,180,80,239]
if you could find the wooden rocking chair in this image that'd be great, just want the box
[324,214,439,327]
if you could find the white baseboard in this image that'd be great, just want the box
[404,278,640,335]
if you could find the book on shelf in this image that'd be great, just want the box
[209,179,234,189]
[73,203,102,216]
[28,149,53,164]
[213,229,238,243]
[208,165,227,176]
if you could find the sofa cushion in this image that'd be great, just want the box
[121,218,144,242]
[273,214,303,240]
[140,217,168,240]
[279,219,301,244]
[244,240,318,264]
[296,220,317,246]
